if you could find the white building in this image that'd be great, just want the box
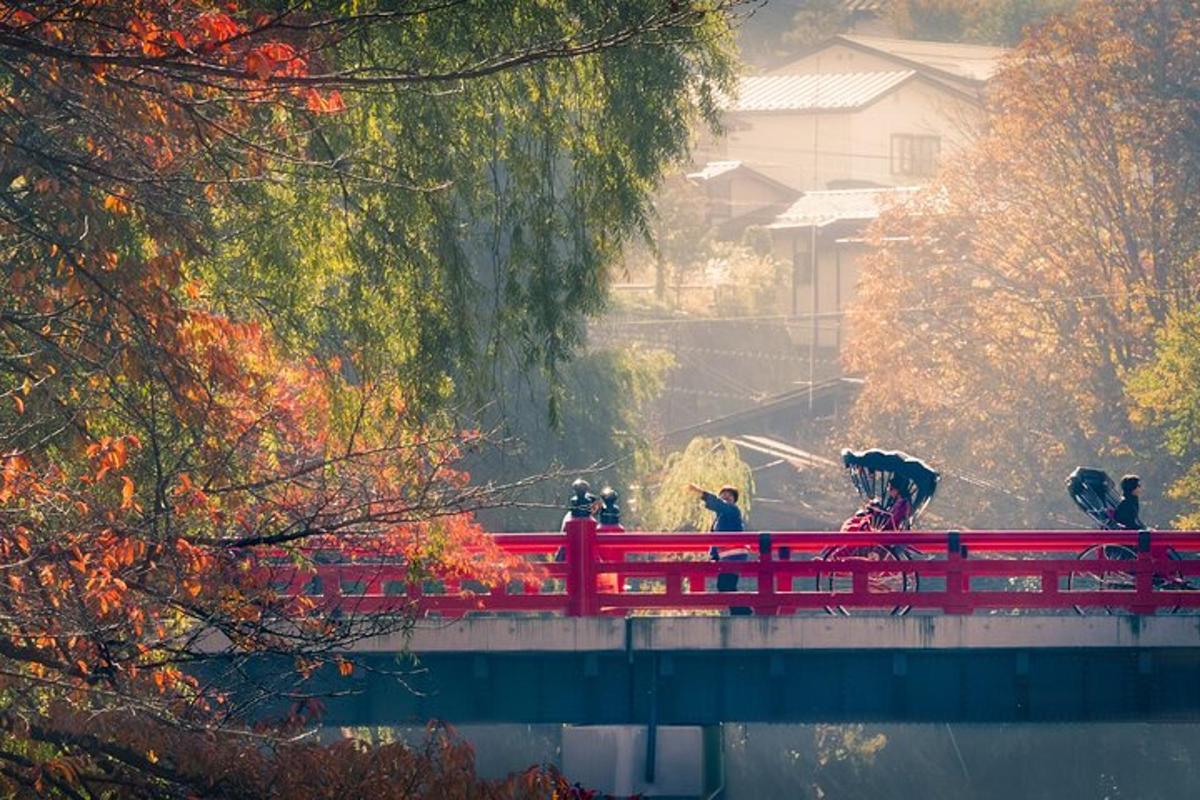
[688,34,1004,352]
[767,186,920,350]
[695,35,1001,202]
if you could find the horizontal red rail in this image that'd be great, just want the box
[264,520,1200,616]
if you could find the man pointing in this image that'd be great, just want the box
[688,482,750,614]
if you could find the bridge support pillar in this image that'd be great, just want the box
[562,724,722,799]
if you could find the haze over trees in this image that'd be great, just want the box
[843,0,1200,527]
[0,1,742,796]
[888,0,1077,44]
[737,0,1076,66]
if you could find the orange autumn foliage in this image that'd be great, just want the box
[0,2,548,796]
[842,0,1200,526]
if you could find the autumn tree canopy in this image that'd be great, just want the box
[1129,308,1200,528]
[0,1,742,796]
[842,0,1200,527]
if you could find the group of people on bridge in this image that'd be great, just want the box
[562,467,1149,540]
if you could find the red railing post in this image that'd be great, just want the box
[945,531,967,614]
[757,533,778,616]
[1133,530,1155,614]
[565,516,598,616]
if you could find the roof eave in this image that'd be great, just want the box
[768,34,992,97]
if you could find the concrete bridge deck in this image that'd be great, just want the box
[384,614,1200,653]
[276,615,1200,725]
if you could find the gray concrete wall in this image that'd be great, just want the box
[366,615,1200,655]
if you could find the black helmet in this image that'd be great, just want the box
[568,479,595,518]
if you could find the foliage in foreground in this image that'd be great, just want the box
[0,1,741,795]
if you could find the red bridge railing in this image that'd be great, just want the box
[264,519,1200,616]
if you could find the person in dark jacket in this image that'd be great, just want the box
[1113,474,1144,530]
[688,483,750,615]
[688,483,744,532]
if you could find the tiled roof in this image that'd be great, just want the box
[767,186,920,229]
[730,71,915,112]
[686,161,742,181]
[838,34,1006,83]
[843,0,885,11]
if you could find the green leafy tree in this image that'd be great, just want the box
[470,346,675,531]
[203,3,739,418]
[1128,310,1200,528]
[644,436,754,530]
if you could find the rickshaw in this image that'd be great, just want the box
[1065,466,1192,612]
[815,449,940,615]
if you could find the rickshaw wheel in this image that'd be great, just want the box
[815,544,920,616]
[1067,544,1191,615]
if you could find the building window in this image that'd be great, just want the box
[891,134,941,177]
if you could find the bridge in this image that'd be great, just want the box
[234,520,1200,796]
[242,519,1200,725]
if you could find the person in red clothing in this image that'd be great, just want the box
[870,477,912,531]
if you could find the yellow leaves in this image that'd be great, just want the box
[121,475,136,509]
[103,193,130,215]
[146,749,158,764]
